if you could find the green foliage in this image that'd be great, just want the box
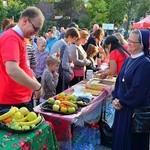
[54,0,83,17]
[6,0,26,22]
[106,0,125,25]
[135,0,150,21]
[19,0,40,6]
[78,14,90,29]
[86,0,108,25]
[74,0,85,11]
[0,3,7,25]
[54,0,84,27]
[42,20,56,34]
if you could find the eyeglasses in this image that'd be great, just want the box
[127,39,140,44]
[28,19,40,32]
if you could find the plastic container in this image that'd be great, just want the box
[72,125,101,150]
[86,70,93,80]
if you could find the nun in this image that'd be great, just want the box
[112,29,150,150]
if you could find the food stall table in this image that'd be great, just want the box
[0,121,59,150]
[34,80,114,150]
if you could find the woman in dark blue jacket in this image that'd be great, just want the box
[112,29,150,150]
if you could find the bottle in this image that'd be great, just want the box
[86,69,93,80]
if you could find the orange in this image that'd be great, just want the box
[60,103,66,107]
[64,96,69,101]
[59,98,64,101]
[3,116,12,124]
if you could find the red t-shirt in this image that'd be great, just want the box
[110,49,129,75]
[0,29,33,104]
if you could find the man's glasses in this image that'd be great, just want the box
[28,19,40,32]
[127,39,140,44]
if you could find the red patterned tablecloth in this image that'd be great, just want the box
[0,121,59,150]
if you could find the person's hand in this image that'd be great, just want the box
[53,71,59,78]
[33,88,42,100]
[112,98,122,110]
[100,72,107,79]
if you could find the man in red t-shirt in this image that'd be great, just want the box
[0,6,45,110]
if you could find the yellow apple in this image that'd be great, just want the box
[54,100,61,105]
[13,111,23,120]
[60,107,68,113]
[48,98,55,104]
[59,92,65,98]
[19,107,29,116]
[26,112,37,121]
[68,107,76,113]
[52,104,60,111]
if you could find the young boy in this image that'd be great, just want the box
[50,27,80,93]
[40,53,60,102]
[34,36,49,83]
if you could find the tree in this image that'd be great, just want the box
[54,0,83,20]
[105,0,139,34]
[86,0,108,26]
[54,0,84,27]
[135,0,150,21]
[19,0,40,6]
[0,1,7,25]
[106,0,125,25]
[6,0,26,22]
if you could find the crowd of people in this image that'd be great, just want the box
[0,6,150,150]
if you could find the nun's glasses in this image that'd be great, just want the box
[127,39,140,44]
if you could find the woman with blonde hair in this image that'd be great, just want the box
[69,29,91,85]
[114,32,128,50]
